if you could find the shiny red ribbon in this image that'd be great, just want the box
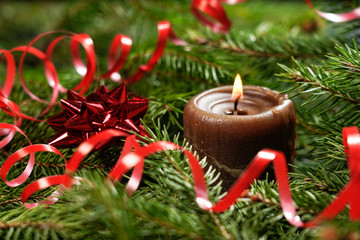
[191,0,360,34]
[0,21,181,146]
[1,123,360,227]
[1,1,360,229]
[305,0,360,23]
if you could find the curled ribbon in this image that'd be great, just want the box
[191,0,247,33]
[305,0,360,23]
[191,0,360,34]
[0,21,182,146]
[0,1,359,230]
[1,123,360,228]
[1,20,180,104]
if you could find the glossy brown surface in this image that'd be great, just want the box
[183,85,296,190]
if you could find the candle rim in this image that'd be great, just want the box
[192,85,292,118]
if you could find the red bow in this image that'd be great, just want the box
[47,84,148,148]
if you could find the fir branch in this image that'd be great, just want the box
[279,44,360,126]
[18,160,106,169]
[131,208,205,240]
[279,42,360,179]
[191,32,337,59]
[194,37,285,58]
[156,47,231,86]
[209,212,233,240]
[2,0,360,238]
[141,123,197,186]
[0,221,60,230]
[286,70,360,105]
[147,89,192,130]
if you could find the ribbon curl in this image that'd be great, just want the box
[191,0,360,34]
[0,21,181,146]
[305,0,360,23]
[1,123,360,228]
[1,0,360,229]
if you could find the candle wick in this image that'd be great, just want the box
[234,96,240,115]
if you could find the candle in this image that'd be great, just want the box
[183,75,296,189]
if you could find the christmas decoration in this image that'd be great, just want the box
[1,124,360,228]
[1,1,360,239]
[0,20,180,148]
[183,76,296,188]
[47,84,148,148]
[305,0,360,22]
[191,0,360,33]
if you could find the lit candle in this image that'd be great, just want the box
[183,74,296,189]
[230,74,243,116]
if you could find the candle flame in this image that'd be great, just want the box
[231,74,243,102]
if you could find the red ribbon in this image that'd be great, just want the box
[305,0,360,23]
[191,0,231,34]
[0,21,181,147]
[124,21,187,83]
[0,50,15,99]
[1,1,360,228]
[0,20,179,104]
[1,123,360,227]
[191,0,360,34]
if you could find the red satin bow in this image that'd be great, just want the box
[191,0,360,33]
[1,122,360,228]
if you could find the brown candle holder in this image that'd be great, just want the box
[183,85,296,190]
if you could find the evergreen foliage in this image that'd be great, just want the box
[1,0,360,239]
